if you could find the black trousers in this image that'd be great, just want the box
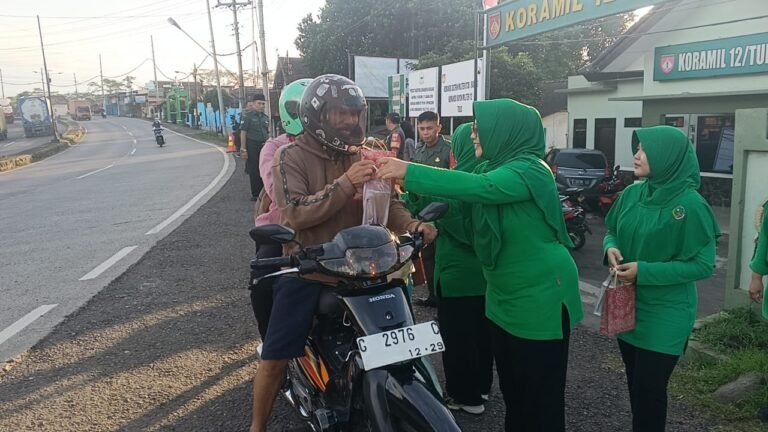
[491,306,571,432]
[618,339,680,432]
[438,295,493,406]
[249,243,282,340]
[245,139,265,198]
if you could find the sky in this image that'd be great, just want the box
[0,1,652,100]
[0,0,325,98]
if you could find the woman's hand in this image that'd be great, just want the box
[615,262,638,284]
[606,247,624,269]
[749,273,765,304]
[377,157,409,181]
[417,223,438,245]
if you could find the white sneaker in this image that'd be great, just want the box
[445,398,485,415]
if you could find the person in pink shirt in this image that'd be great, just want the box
[249,78,310,340]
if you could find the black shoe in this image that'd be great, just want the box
[251,196,258,201]
[414,297,437,308]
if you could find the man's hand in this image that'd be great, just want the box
[345,160,377,187]
[749,273,765,304]
[241,149,248,160]
[417,223,438,245]
[377,157,409,181]
[606,247,623,269]
[615,262,638,284]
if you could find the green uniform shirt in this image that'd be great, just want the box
[604,185,718,355]
[751,201,768,318]
[242,110,269,142]
[405,164,583,339]
[411,136,451,169]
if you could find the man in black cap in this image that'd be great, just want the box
[241,94,271,200]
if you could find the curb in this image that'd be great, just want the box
[681,312,731,365]
[0,120,83,173]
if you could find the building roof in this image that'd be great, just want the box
[273,57,312,89]
[578,0,682,81]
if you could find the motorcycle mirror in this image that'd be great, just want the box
[417,202,449,223]
[249,224,296,245]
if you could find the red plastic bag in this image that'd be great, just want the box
[599,273,636,336]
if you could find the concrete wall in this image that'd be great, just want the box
[542,111,568,150]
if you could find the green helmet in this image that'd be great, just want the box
[279,78,312,135]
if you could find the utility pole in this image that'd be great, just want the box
[192,63,199,128]
[151,35,160,118]
[256,0,271,127]
[0,68,5,99]
[251,2,257,87]
[37,15,59,143]
[99,54,106,114]
[216,0,250,110]
[73,72,78,98]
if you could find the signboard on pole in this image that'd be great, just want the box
[483,0,668,48]
[440,59,484,117]
[654,32,768,81]
[388,74,406,115]
[408,67,439,118]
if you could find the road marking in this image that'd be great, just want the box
[145,130,230,235]
[1,140,17,148]
[130,148,136,156]
[133,139,137,144]
[76,163,114,179]
[79,246,137,280]
[0,305,58,346]
[128,132,134,137]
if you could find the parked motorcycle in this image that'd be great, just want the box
[250,202,460,432]
[596,165,624,216]
[152,120,165,147]
[560,188,591,251]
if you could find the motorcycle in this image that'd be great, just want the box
[250,202,461,432]
[596,165,624,216]
[560,188,591,251]
[152,121,165,147]
[230,113,241,151]
[101,111,107,119]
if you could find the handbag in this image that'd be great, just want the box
[598,273,636,337]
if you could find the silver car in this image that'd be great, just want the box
[544,149,610,197]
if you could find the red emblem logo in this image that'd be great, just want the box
[660,54,675,74]
[488,13,501,40]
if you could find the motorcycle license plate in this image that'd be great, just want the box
[356,321,444,370]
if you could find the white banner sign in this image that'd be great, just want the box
[440,59,484,118]
[408,67,439,118]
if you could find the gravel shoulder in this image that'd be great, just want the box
[0,139,724,431]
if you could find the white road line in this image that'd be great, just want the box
[76,163,114,179]
[133,139,137,144]
[130,148,137,155]
[128,132,134,137]
[0,305,58,346]
[145,130,230,235]
[1,140,17,147]
[79,246,137,281]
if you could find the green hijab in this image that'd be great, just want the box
[471,99,572,268]
[632,126,701,207]
[451,123,480,173]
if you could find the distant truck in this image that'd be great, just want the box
[68,100,92,121]
[0,98,13,124]
[53,103,69,119]
[18,96,53,138]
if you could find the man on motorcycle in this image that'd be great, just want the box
[250,74,437,432]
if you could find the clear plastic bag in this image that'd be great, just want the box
[362,179,392,225]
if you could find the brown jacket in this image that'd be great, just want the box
[272,134,417,281]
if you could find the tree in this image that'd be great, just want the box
[203,89,234,111]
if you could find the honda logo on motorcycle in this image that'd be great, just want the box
[368,293,396,303]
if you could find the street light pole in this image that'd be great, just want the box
[36,15,59,143]
[256,0,271,125]
[168,11,227,135]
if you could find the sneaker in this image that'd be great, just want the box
[481,394,489,401]
[445,397,485,415]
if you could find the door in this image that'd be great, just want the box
[594,118,616,165]
[572,119,586,149]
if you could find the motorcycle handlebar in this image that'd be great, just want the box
[252,256,293,269]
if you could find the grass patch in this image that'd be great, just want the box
[670,307,768,431]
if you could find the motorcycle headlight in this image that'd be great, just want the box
[319,242,399,278]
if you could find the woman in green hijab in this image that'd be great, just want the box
[403,123,493,414]
[749,200,768,317]
[378,99,583,431]
[604,126,720,432]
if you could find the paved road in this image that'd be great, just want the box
[0,117,234,363]
[0,120,57,158]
